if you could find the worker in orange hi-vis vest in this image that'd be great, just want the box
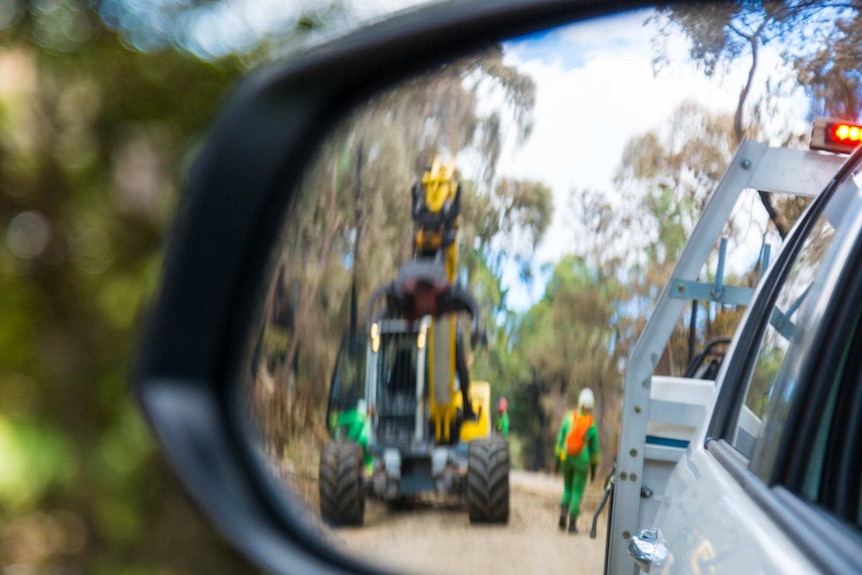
[554,388,600,534]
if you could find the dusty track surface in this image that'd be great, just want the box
[319,470,609,575]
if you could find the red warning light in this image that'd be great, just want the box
[831,122,862,144]
[811,118,862,154]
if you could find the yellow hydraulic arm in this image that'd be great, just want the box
[412,156,461,283]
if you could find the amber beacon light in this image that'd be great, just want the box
[811,118,862,154]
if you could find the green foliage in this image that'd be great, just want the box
[794,11,862,118]
[0,4,256,573]
[499,255,625,470]
[655,1,862,128]
[500,100,761,472]
[467,249,526,409]
[493,178,553,258]
[0,416,76,512]
[652,2,744,78]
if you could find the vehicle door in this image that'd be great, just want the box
[650,149,862,574]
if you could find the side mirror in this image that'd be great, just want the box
[134,2,647,574]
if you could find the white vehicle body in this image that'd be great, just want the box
[608,129,862,575]
[653,434,817,574]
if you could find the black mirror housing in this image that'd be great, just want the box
[133,1,663,573]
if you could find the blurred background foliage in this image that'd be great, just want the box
[6,0,862,573]
[0,0,354,572]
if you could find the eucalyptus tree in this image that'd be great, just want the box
[652,1,862,238]
[507,255,623,472]
[611,101,774,375]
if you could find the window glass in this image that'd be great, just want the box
[800,371,840,504]
[376,332,419,444]
[731,191,855,458]
[796,305,862,527]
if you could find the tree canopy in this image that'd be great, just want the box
[652,1,862,237]
[0,3,255,574]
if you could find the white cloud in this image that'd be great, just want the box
[494,12,808,310]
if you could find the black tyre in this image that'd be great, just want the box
[319,441,365,526]
[466,437,510,523]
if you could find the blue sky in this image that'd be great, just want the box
[507,27,588,72]
[507,9,654,72]
[485,10,809,312]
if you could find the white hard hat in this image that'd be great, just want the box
[578,388,595,410]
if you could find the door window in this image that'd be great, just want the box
[730,211,840,457]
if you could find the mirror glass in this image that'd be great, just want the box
[241,5,841,573]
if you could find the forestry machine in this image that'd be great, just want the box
[320,156,510,526]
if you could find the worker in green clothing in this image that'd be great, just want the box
[496,396,510,438]
[331,399,374,475]
[554,388,600,534]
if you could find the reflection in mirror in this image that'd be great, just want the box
[241,6,846,573]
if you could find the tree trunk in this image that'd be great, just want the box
[278,152,342,390]
[732,22,788,239]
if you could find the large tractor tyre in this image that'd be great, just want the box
[319,441,365,526]
[466,437,510,523]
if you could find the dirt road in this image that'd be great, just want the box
[317,470,609,575]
